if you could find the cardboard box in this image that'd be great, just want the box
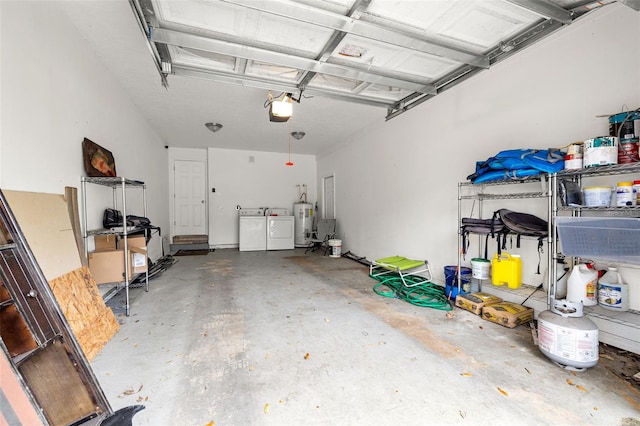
[88,236,147,284]
[94,234,118,251]
[455,292,503,315]
[481,302,534,328]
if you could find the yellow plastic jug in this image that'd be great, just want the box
[491,253,522,289]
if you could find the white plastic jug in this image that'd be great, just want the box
[598,267,629,311]
[566,264,598,306]
[543,260,570,299]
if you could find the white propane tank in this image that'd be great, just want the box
[566,264,598,306]
[543,259,570,299]
[537,298,599,371]
[598,267,629,311]
[293,203,313,247]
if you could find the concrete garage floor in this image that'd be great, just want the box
[91,249,640,426]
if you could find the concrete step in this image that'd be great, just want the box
[173,234,208,244]
[170,242,209,253]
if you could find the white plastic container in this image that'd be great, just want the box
[543,260,570,299]
[583,186,612,207]
[564,154,582,170]
[471,258,490,279]
[598,267,629,311]
[615,181,635,207]
[566,264,598,306]
[328,239,342,258]
[564,143,583,170]
[583,136,618,167]
[555,217,640,265]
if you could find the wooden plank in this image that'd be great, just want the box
[65,186,87,267]
[18,340,97,426]
[0,349,45,426]
[3,190,81,281]
[48,267,119,360]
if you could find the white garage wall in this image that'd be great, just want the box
[207,148,316,247]
[0,2,169,240]
[318,4,640,289]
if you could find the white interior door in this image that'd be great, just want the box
[174,159,207,236]
[323,175,335,219]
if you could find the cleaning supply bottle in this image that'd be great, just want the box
[598,267,629,311]
[566,263,598,306]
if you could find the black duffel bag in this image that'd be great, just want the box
[103,208,124,228]
[461,212,507,259]
[103,209,151,228]
[126,215,151,227]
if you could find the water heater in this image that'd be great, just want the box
[293,203,313,247]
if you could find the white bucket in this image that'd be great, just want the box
[583,186,612,207]
[328,239,342,258]
[471,258,490,279]
[564,143,583,170]
[583,136,618,168]
[564,155,583,170]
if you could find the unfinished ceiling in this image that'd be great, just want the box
[57,0,637,156]
[131,0,633,120]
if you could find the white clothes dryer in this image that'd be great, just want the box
[239,208,266,251]
[266,208,295,250]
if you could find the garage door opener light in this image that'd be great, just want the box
[267,92,300,123]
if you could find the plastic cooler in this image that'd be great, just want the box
[444,266,471,299]
[556,217,640,264]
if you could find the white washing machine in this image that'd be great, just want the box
[239,208,266,251]
[266,208,295,250]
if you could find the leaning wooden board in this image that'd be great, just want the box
[48,267,119,359]
[4,190,81,281]
[65,186,87,267]
[3,190,119,360]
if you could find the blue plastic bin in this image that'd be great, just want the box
[444,265,471,299]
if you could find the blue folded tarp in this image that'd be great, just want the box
[468,148,564,184]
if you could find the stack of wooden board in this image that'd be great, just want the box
[4,190,119,360]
